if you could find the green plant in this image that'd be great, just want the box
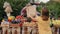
[0,0,29,21]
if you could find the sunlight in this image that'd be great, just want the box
[39,0,50,3]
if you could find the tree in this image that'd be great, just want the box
[0,0,29,21]
[37,1,60,19]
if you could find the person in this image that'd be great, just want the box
[20,3,31,17]
[3,2,13,17]
[21,3,38,34]
[21,3,38,18]
[36,7,52,34]
[26,4,37,18]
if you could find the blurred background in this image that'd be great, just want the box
[0,0,60,22]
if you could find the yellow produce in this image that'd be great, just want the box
[52,20,60,27]
[8,16,15,20]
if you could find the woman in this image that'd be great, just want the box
[21,3,31,17]
[36,7,52,34]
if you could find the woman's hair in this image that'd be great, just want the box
[41,7,49,21]
[42,7,49,17]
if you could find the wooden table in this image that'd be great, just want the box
[10,24,20,27]
[23,22,38,34]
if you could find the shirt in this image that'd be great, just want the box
[26,5,37,17]
[36,16,52,34]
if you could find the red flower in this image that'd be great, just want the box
[16,15,23,19]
